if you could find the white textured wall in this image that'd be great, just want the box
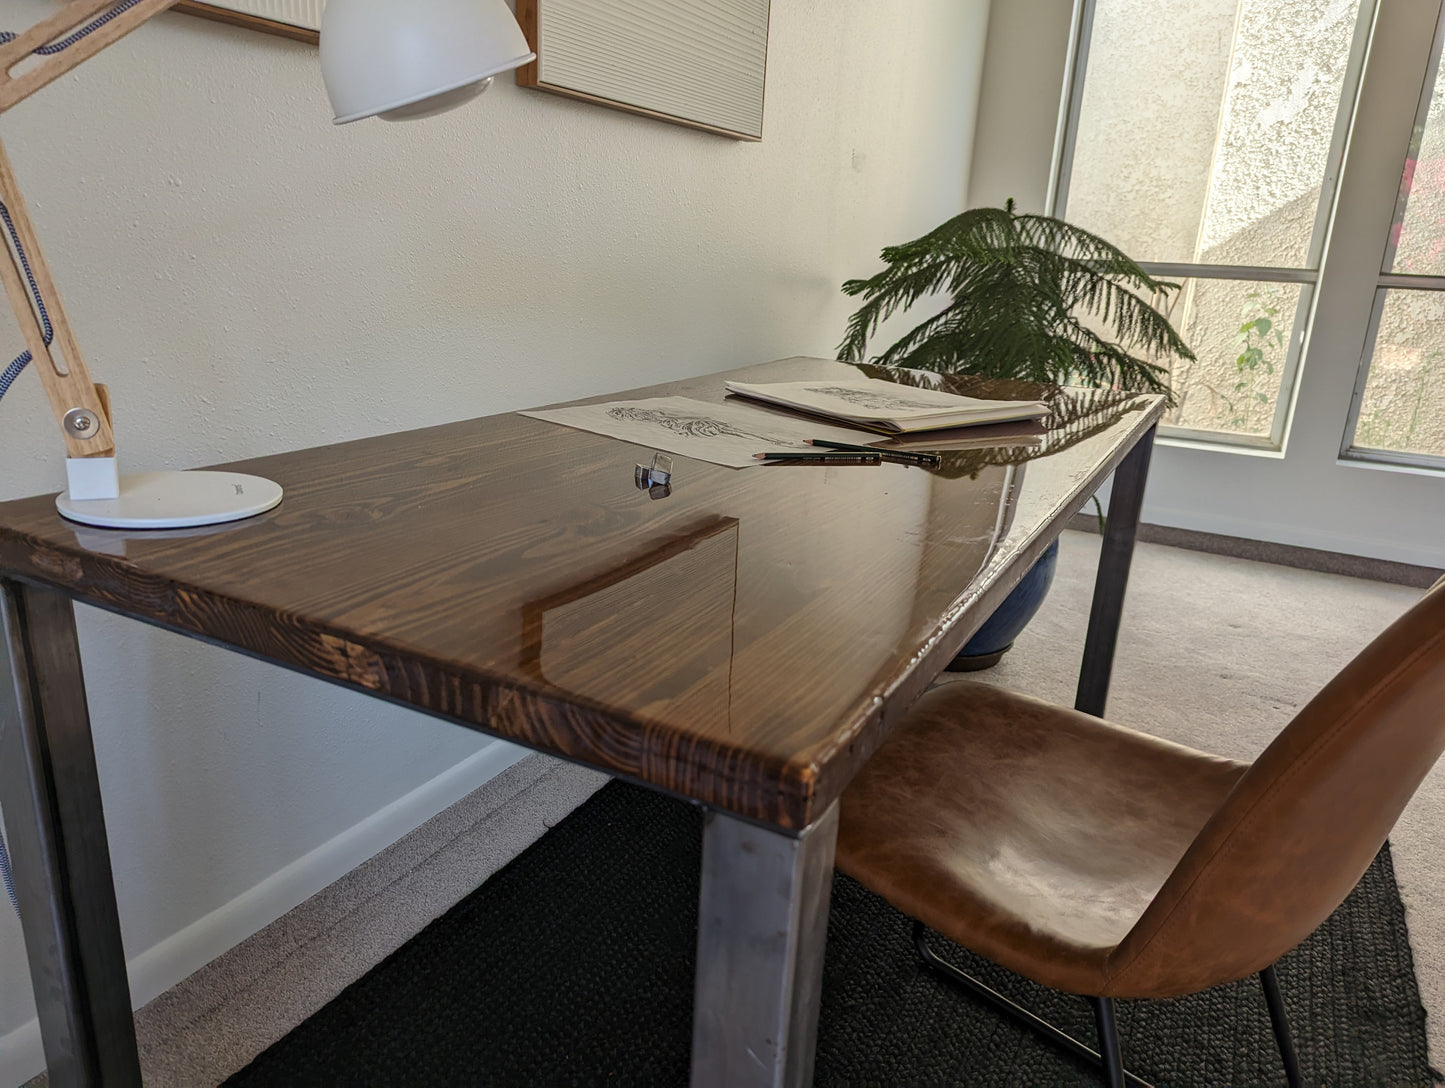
[0,1,991,1080]
[966,0,1072,214]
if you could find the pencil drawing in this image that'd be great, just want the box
[524,395,854,468]
[607,405,787,446]
[801,385,949,412]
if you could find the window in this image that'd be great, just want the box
[1048,0,1445,563]
[1057,0,1371,447]
[1344,14,1445,466]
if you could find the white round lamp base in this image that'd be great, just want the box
[56,471,283,530]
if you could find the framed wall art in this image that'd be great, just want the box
[174,0,321,44]
[515,0,771,140]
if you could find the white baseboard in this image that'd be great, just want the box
[0,1019,40,1088]
[0,739,529,1088]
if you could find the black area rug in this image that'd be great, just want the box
[226,781,1435,1088]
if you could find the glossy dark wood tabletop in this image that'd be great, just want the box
[0,358,1164,830]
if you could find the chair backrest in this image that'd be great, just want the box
[1103,576,1445,999]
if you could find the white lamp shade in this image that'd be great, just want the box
[321,0,536,124]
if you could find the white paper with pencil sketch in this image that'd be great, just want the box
[723,377,1049,433]
[521,396,872,468]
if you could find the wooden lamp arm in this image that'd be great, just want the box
[0,0,177,114]
[0,136,115,457]
[0,0,177,460]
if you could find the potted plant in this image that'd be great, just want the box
[838,200,1193,669]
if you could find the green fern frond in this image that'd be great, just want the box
[838,200,1192,404]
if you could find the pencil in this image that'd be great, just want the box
[755,452,882,465]
[805,438,942,467]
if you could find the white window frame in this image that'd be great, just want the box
[1035,0,1445,566]
[1049,0,1381,454]
[1339,2,1445,470]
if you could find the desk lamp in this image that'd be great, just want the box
[0,0,534,529]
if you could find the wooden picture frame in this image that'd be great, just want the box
[174,0,320,45]
[516,0,770,141]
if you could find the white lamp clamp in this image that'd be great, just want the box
[0,0,534,530]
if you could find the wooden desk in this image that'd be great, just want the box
[0,357,1163,1087]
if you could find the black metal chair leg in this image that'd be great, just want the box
[913,921,1153,1088]
[1093,996,1125,1088]
[1260,965,1303,1088]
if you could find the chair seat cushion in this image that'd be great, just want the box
[836,680,1247,995]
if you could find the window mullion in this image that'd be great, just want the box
[1295,0,1445,463]
[1135,263,1318,285]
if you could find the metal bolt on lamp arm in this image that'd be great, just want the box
[0,0,534,530]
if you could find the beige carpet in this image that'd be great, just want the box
[22,530,1440,1085]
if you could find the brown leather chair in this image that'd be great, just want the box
[837,576,1445,1088]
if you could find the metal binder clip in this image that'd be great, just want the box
[634,453,673,500]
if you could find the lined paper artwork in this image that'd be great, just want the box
[517,0,771,139]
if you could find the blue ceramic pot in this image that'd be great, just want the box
[949,538,1060,671]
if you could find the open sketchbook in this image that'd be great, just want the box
[877,419,1047,452]
[724,377,1049,434]
[521,396,876,469]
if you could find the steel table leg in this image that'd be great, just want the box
[1075,425,1156,718]
[690,801,838,1088]
[0,579,140,1088]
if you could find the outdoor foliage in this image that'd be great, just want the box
[837,201,1193,404]
[1221,286,1286,431]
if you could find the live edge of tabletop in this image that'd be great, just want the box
[0,357,1165,832]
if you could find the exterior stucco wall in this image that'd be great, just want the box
[1069,0,1370,439]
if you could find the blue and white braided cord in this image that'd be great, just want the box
[0,817,16,916]
[0,0,148,52]
[0,351,30,400]
[0,3,151,915]
[0,198,54,403]
[0,0,147,406]
[0,2,153,918]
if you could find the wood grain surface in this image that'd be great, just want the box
[0,359,1163,830]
